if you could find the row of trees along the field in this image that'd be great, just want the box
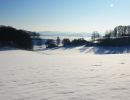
[0,25,39,50]
[45,37,93,48]
[98,25,130,46]
[45,25,130,48]
[1,25,130,49]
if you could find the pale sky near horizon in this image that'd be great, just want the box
[0,0,130,33]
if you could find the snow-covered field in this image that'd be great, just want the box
[0,47,130,100]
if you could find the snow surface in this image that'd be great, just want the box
[38,46,130,55]
[0,48,130,100]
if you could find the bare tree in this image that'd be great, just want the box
[91,31,100,41]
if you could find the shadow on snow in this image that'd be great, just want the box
[41,45,130,54]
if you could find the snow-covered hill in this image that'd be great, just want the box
[0,48,130,100]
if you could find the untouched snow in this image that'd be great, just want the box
[0,48,130,100]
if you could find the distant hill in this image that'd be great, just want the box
[39,31,92,37]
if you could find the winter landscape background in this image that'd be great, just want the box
[1,0,130,100]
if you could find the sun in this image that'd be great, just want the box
[110,3,114,8]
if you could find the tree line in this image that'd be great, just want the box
[45,25,130,48]
[98,25,130,46]
[1,25,130,50]
[0,25,39,50]
[45,37,93,48]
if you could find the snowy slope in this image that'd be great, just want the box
[0,49,130,100]
[38,46,130,55]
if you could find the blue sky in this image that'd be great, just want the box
[0,0,130,32]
